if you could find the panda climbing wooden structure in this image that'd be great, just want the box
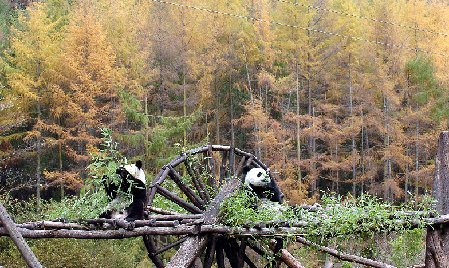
[242,166,284,204]
[100,160,147,221]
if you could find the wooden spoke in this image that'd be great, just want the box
[147,206,181,215]
[184,161,210,202]
[154,185,203,214]
[222,238,239,268]
[147,168,170,207]
[144,145,273,268]
[216,239,225,268]
[153,236,189,256]
[168,165,206,210]
[203,236,217,268]
[143,235,165,268]
[219,150,228,184]
[235,156,248,176]
[229,146,235,175]
[243,254,258,268]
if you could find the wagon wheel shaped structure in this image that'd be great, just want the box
[143,145,281,268]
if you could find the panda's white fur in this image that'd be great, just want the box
[244,167,270,187]
[123,164,146,184]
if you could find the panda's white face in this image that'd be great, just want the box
[244,168,271,187]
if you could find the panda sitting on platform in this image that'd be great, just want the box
[99,160,147,221]
[242,166,284,205]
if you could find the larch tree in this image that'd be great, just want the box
[4,1,72,206]
[56,0,124,179]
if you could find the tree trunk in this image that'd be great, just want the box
[383,95,392,201]
[166,179,241,268]
[215,77,220,145]
[415,121,420,200]
[425,131,449,267]
[36,61,42,211]
[296,63,302,183]
[59,141,64,199]
[349,53,357,197]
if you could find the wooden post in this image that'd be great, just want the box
[425,131,449,267]
[166,179,241,268]
[0,203,42,268]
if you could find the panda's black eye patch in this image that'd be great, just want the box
[257,172,263,177]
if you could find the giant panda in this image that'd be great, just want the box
[243,167,284,204]
[99,160,147,221]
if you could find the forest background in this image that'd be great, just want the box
[1,0,449,266]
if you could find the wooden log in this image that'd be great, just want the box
[210,145,231,152]
[269,239,305,268]
[245,156,255,168]
[166,179,241,268]
[216,238,225,268]
[207,144,216,176]
[147,206,181,215]
[17,221,89,230]
[235,156,247,176]
[0,203,42,268]
[253,157,267,170]
[219,150,228,184]
[184,160,210,202]
[243,254,258,268]
[168,165,206,209]
[146,214,202,221]
[227,238,246,268]
[234,147,254,158]
[143,235,165,268]
[426,131,449,268]
[203,236,217,268]
[165,234,208,268]
[193,163,212,202]
[0,226,200,238]
[169,154,188,168]
[222,238,239,268]
[154,184,203,214]
[296,236,395,268]
[278,249,305,268]
[229,146,235,176]
[0,224,310,238]
[188,145,210,155]
[147,167,170,207]
[152,236,189,256]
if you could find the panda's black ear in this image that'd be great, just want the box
[136,160,143,169]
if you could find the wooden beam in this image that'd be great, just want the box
[143,235,165,268]
[184,160,210,202]
[168,165,206,209]
[155,184,203,214]
[166,179,241,268]
[0,203,42,268]
[203,236,217,268]
[296,236,395,268]
[426,131,449,268]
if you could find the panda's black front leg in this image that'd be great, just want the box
[102,175,119,200]
[99,175,119,219]
[125,199,145,221]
